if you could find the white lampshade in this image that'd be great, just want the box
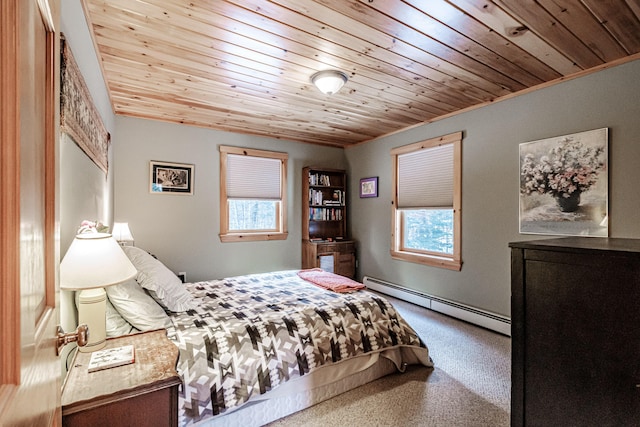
[311,70,348,95]
[61,233,137,352]
[61,233,137,290]
[112,222,135,246]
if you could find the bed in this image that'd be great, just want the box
[102,246,432,426]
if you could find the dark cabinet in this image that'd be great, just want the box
[302,166,348,241]
[510,237,640,426]
[302,166,355,278]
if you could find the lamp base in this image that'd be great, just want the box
[77,288,107,353]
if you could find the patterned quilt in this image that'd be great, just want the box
[166,270,431,426]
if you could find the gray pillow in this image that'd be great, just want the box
[122,246,196,312]
[106,278,172,331]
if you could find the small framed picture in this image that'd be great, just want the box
[360,176,378,198]
[150,161,194,195]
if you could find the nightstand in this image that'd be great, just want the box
[62,329,181,427]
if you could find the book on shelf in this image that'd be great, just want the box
[87,344,135,373]
[309,189,323,205]
[309,190,345,206]
[309,173,331,186]
[309,207,343,221]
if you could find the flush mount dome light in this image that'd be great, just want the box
[311,70,348,95]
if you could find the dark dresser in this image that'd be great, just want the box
[510,237,640,426]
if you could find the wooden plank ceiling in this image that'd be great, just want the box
[81,0,640,147]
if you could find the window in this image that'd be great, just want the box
[219,146,288,242]
[391,132,462,270]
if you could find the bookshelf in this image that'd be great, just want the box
[302,167,355,278]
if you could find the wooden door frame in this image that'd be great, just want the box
[0,0,22,393]
[0,0,60,418]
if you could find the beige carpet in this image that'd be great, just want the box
[266,293,511,427]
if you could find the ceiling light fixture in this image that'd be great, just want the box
[311,70,348,95]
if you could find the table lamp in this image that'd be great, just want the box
[112,222,135,246]
[60,232,137,352]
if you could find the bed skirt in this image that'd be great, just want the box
[194,346,426,426]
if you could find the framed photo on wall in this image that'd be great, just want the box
[149,161,194,195]
[360,177,378,198]
[519,128,608,237]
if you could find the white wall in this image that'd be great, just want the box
[346,59,640,318]
[60,0,116,337]
[60,0,115,250]
[113,117,347,281]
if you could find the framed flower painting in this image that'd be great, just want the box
[519,128,608,237]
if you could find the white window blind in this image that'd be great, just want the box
[397,143,453,208]
[226,154,281,200]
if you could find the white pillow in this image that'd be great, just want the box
[75,291,136,337]
[121,246,196,312]
[106,278,172,331]
[105,297,135,337]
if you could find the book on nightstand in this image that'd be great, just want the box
[87,344,135,373]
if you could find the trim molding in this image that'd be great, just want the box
[363,276,511,336]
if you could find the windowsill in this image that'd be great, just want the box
[390,250,462,271]
[219,232,288,243]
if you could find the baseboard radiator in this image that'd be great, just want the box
[363,276,511,336]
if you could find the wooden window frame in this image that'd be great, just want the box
[219,146,288,242]
[390,132,462,271]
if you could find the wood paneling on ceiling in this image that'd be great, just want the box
[81,0,640,147]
